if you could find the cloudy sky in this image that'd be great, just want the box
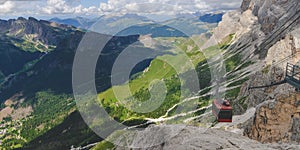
[0,0,243,19]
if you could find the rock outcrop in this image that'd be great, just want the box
[205,0,300,62]
[265,28,300,68]
[236,65,300,143]
[241,0,299,35]
[227,0,300,143]
[244,91,300,143]
[114,125,300,150]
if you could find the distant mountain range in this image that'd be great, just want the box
[49,17,94,29]
[199,13,223,23]
[49,13,223,37]
[49,14,152,33]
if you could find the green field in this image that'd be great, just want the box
[97,36,216,122]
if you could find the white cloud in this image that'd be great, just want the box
[99,0,242,15]
[0,0,243,18]
[0,0,41,5]
[204,0,242,10]
[42,0,98,15]
[0,1,14,13]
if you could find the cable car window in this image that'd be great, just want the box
[219,110,232,119]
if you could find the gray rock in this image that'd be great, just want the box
[114,125,300,150]
[291,118,300,142]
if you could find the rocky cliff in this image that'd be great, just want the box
[237,66,300,143]
[245,89,300,143]
[225,0,300,144]
[204,0,299,62]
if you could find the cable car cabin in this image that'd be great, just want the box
[212,99,233,122]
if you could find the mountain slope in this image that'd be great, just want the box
[22,111,102,150]
[0,16,151,148]
[0,17,78,75]
[91,0,300,148]
[0,18,82,149]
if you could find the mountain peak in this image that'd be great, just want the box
[28,17,38,22]
[17,17,27,21]
[0,17,76,48]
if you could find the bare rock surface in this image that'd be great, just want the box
[244,91,300,143]
[214,0,300,145]
[235,64,300,143]
[114,125,300,150]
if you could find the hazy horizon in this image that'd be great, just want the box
[0,0,242,21]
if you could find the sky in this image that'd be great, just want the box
[0,0,243,20]
[82,0,107,7]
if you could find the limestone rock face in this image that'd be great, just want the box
[235,64,300,143]
[241,0,299,35]
[245,92,300,143]
[201,9,257,50]
[265,28,300,68]
[114,125,300,150]
[210,0,300,62]
[220,0,300,144]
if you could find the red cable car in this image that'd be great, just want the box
[212,99,233,122]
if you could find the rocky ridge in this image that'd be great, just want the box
[0,17,77,47]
